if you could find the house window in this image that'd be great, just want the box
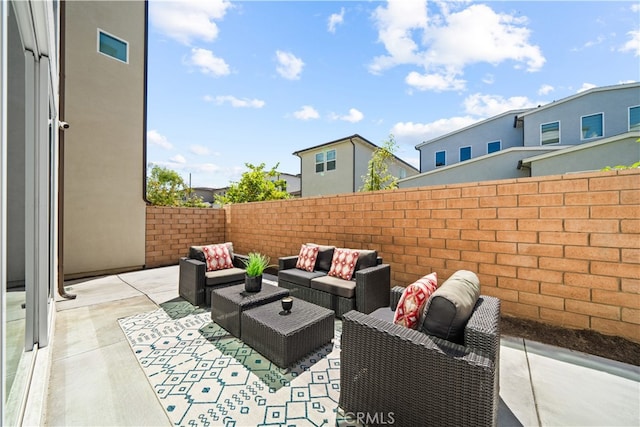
[629,106,640,131]
[435,151,446,167]
[399,168,407,179]
[315,149,336,173]
[326,149,336,171]
[460,146,471,162]
[98,29,128,63]
[315,152,324,173]
[541,121,560,145]
[581,113,603,140]
[487,141,501,154]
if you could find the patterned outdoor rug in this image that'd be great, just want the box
[118,285,343,427]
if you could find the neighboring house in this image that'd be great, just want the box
[400,82,640,188]
[293,134,419,197]
[192,187,216,204]
[1,0,146,423]
[273,172,301,197]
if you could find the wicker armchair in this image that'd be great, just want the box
[339,287,501,427]
[179,243,248,306]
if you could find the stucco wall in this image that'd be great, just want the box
[528,134,640,176]
[299,143,355,197]
[148,170,639,343]
[63,1,146,277]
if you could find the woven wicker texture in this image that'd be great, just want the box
[339,296,501,427]
[210,283,289,338]
[241,299,335,368]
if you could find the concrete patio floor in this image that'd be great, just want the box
[41,265,640,426]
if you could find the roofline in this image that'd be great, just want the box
[398,146,565,183]
[520,131,640,165]
[415,109,532,149]
[293,133,419,172]
[518,82,640,119]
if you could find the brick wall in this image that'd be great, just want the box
[145,170,640,343]
[145,206,225,268]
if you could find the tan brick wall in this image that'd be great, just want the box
[145,170,640,343]
[145,206,225,268]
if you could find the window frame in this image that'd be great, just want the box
[326,149,336,171]
[97,28,129,63]
[435,150,446,168]
[314,149,336,173]
[487,140,501,154]
[629,105,640,132]
[580,112,604,140]
[459,146,472,162]
[315,152,325,173]
[540,121,560,145]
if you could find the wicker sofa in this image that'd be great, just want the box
[277,244,390,317]
[339,272,501,426]
[178,242,248,306]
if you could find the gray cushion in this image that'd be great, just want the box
[306,243,335,272]
[310,275,356,299]
[354,249,377,271]
[420,270,480,344]
[204,267,245,286]
[279,268,325,288]
[190,242,234,262]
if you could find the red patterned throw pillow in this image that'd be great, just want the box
[328,248,360,281]
[296,244,319,272]
[393,272,438,329]
[202,244,234,272]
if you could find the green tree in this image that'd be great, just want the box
[360,135,400,191]
[215,163,290,205]
[146,165,206,207]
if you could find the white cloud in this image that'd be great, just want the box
[170,154,187,164]
[193,163,221,173]
[330,108,364,123]
[405,71,465,92]
[189,48,230,76]
[214,95,265,108]
[619,30,640,57]
[190,145,210,156]
[369,0,427,75]
[392,90,541,143]
[392,117,480,142]
[149,0,232,45]
[147,130,173,150]
[463,93,536,117]
[293,105,319,120]
[538,84,554,96]
[328,8,345,33]
[370,1,545,92]
[276,50,304,80]
[482,74,495,85]
[577,83,597,93]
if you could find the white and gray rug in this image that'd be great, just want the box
[118,289,344,427]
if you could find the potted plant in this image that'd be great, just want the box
[242,252,273,292]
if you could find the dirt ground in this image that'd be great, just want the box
[500,316,640,366]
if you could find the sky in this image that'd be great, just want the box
[146,0,640,189]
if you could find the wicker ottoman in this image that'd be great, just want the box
[211,283,290,338]
[241,298,335,368]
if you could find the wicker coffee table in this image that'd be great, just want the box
[211,283,290,338]
[241,298,335,368]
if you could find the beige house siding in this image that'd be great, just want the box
[62,1,146,277]
[299,141,356,197]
